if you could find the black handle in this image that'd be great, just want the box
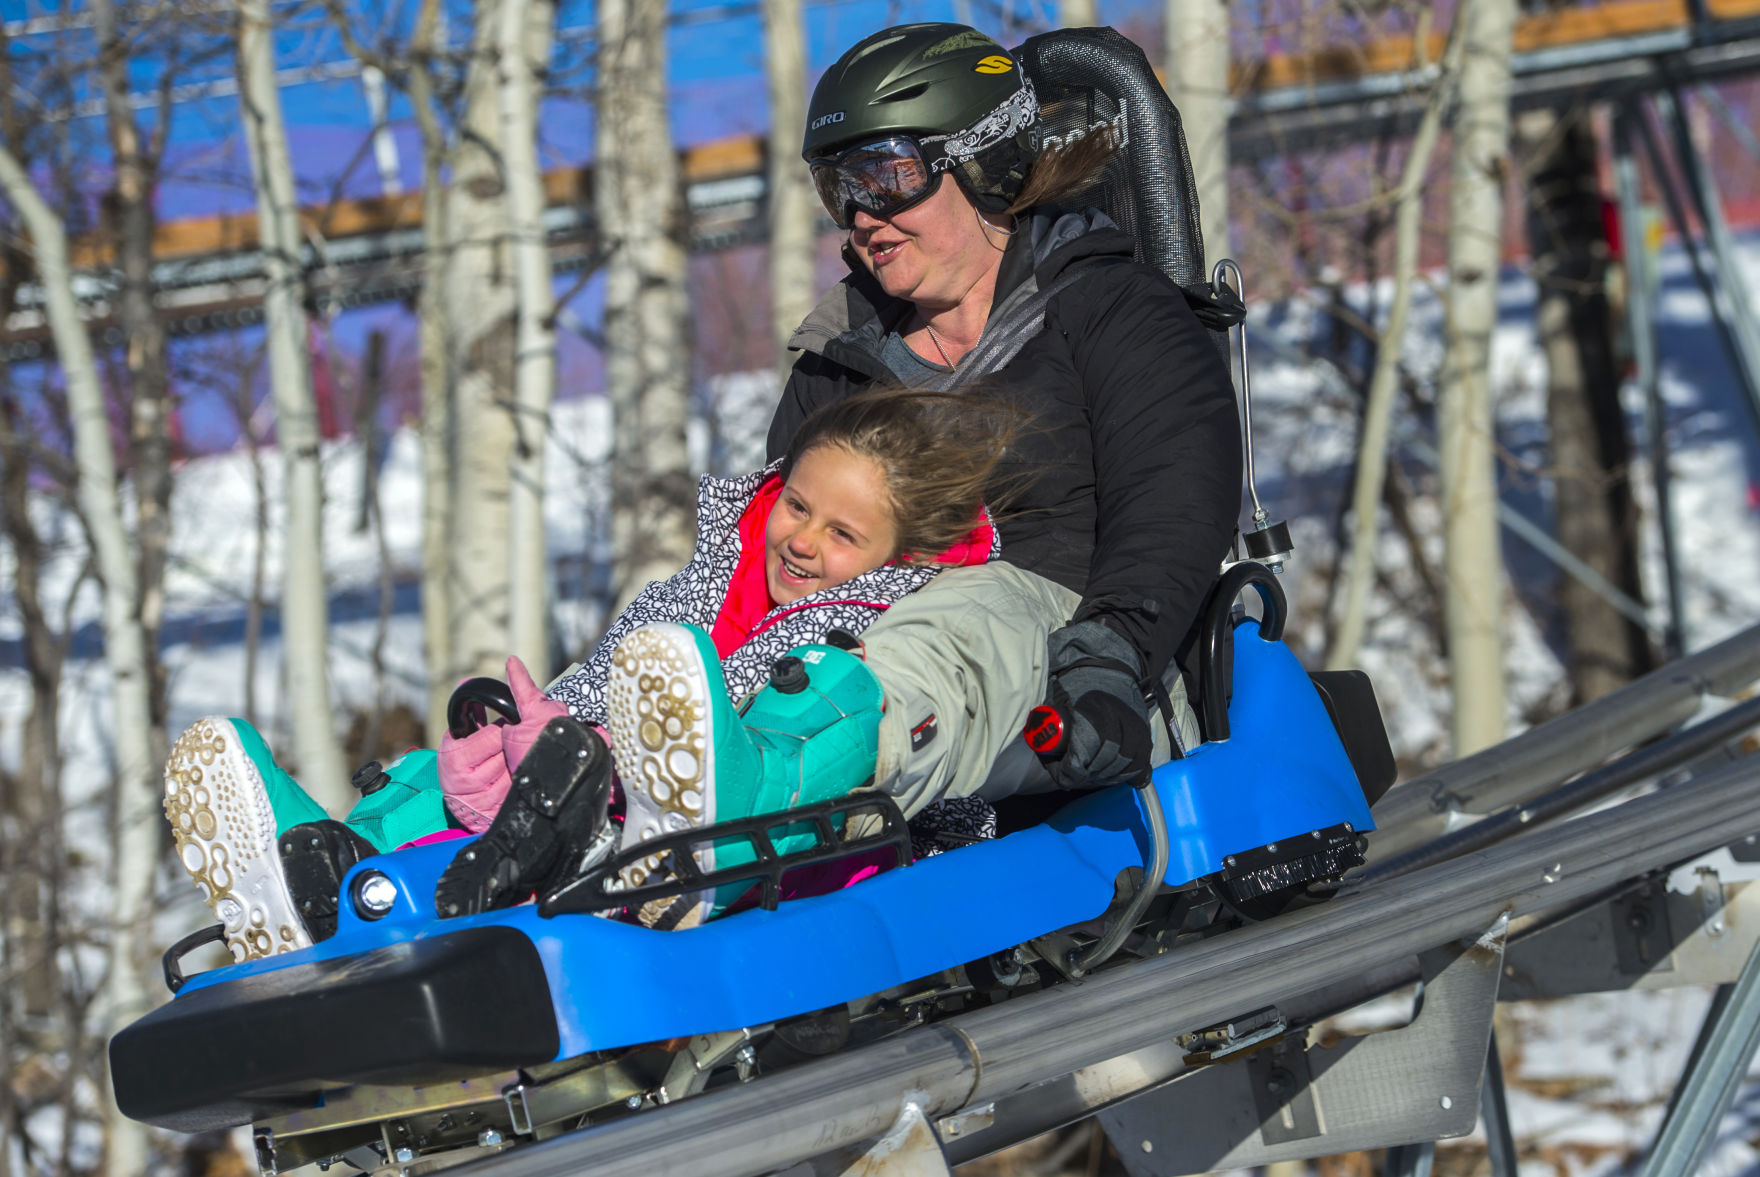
[162,923,227,994]
[1199,562,1288,743]
[446,677,521,739]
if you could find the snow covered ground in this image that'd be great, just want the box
[2,233,1758,1174]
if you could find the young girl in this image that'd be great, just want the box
[163,388,1018,962]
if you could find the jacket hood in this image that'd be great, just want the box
[787,204,1134,368]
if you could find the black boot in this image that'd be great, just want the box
[435,717,614,917]
[278,820,380,942]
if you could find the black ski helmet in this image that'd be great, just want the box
[803,23,1041,214]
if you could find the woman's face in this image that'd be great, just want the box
[847,175,1003,311]
[765,444,901,606]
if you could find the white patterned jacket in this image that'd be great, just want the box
[547,462,998,725]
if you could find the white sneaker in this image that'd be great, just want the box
[606,623,721,929]
[163,718,311,962]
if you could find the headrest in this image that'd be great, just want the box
[1014,27,1242,343]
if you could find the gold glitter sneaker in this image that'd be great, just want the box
[604,623,883,928]
[162,717,324,962]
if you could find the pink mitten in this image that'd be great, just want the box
[437,657,569,832]
[438,721,512,834]
[501,655,570,772]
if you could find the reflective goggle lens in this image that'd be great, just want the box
[809,137,943,229]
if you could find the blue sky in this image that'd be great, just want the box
[3,0,1160,215]
[1,0,1159,450]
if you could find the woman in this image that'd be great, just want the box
[775,23,1242,810]
[679,27,1246,812]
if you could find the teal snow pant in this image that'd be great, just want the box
[859,562,1200,818]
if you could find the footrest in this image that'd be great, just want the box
[540,794,911,917]
[110,926,558,1132]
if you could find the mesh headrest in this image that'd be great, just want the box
[1013,27,1208,293]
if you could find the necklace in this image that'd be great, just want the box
[922,319,957,369]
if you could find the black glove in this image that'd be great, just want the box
[1036,619,1154,789]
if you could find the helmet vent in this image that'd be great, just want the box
[876,83,930,104]
[848,33,908,64]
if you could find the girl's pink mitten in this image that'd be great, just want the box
[501,655,570,773]
[438,721,512,834]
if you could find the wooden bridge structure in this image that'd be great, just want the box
[4,0,1759,358]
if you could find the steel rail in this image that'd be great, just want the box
[1357,692,1760,885]
[1366,620,1760,861]
[453,750,1760,1177]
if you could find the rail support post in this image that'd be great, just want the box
[1383,1141,1435,1177]
[1480,1030,1519,1177]
[1636,937,1760,1177]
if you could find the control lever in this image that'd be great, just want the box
[1019,703,1170,979]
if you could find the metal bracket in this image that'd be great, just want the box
[1099,919,1507,1176]
[659,1028,758,1104]
[1696,867,1727,939]
[1179,1006,1289,1064]
[934,1103,995,1143]
[254,1127,277,1177]
[1501,878,1755,1000]
[1613,882,1678,975]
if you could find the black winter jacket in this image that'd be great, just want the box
[766,207,1242,681]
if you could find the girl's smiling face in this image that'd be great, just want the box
[765,444,901,606]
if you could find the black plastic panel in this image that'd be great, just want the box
[1309,669,1399,806]
[110,926,558,1132]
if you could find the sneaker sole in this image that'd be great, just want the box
[607,625,716,929]
[164,718,311,962]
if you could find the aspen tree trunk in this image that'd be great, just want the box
[240,366,271,727]
[0,385,60,1020]
[238,0,349,802]
[444,0,520,680]
[0,228,58,1024]
[599,0,695,609]
[765,0,814,369]
[1327,17,1467,670]
[1059,0,1100,27]
[409,0,458,735]
[93,0,172,768]
[361,65,403,198]
[1165,0,1231,267]
[1517,104,1652,703]
[0,141,158,1177]
[1440,0,1516,756]
[500,0,558,673]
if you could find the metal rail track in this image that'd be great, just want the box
[1367,619,1760,861]
[427,624,1760,1177]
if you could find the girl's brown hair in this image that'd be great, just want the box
[782,387,1024,561]
[1005,127,1120,216]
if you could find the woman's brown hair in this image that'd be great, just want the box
[782,387,1025,561]
[1005,125,1120,215]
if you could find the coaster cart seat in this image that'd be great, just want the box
[109,27,1398,1177]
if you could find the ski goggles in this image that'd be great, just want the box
[808,136,951,230]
